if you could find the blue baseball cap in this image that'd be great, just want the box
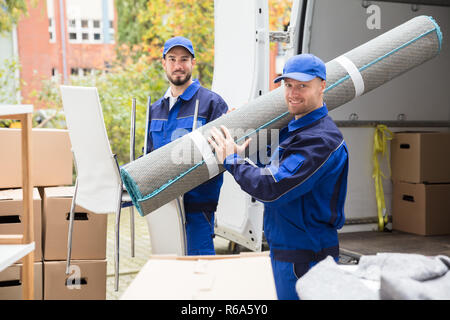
[274,53,326,83]
[163,36,195,58]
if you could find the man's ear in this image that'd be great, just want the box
[321,80,326,93]
[191,57,197,67]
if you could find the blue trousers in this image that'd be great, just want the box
[270,259,311,300]
[270,256,339,300]
[185,211,215,255]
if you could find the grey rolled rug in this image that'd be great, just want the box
[121,15,442,217]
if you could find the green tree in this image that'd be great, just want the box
[269,0,292,31]
[0,57,22,128]
[116,0,149,47]
[0,57,20,104]
[138,0,215,88]
[0,0,30,34]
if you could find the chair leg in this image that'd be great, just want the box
[66,180,78,275]
[114,205,121,292]
[175,196,187,256]
[65,204,75,274]
[130,206,135,258]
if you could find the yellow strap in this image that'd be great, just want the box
[372,125,393,231]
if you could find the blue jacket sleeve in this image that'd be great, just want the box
[223,135,346,205]
[207,96,229,122]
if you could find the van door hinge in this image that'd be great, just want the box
[269,31,291,43]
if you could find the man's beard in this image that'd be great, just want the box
[167,71,192,86]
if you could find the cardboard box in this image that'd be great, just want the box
[0,188,42,261]
[43,260,106,300]
[0,262,43,300]
[392,182,450,236]
[121,252,277,300]
[0,128,73,189]
[391,131,450,183]
[42,186,107,261]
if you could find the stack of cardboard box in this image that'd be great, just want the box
[0,128,107,300]
[41,186,107,300]
[0,188,43,299]
[391,131,450,236]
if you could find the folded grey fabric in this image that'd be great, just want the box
[355,253,450,282]
[381,271,450,300]
[355,253,450,300]
[296,256,379,300]
[298,253,450,300]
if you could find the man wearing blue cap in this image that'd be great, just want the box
[208,53,349,299]
[146,36,229,255]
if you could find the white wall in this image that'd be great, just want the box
[66,0,106,20]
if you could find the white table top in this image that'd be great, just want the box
[0,242,35,272]
[0,104,33,116]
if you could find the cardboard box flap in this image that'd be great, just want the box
[44,186,75,199]
[0,188,41,201]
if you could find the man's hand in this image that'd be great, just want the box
[208,125,251,164]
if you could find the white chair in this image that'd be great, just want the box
[60,85,135,292]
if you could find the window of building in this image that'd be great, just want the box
[67,17,79,43]
[69,67,95,77]
[108,19,115,44]
[82,68,92,76]
[47,0,56,43]
[48,18,56,43]
[51,67,59,81]
[68,18,109,44]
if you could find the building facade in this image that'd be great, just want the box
[16,0,117,108]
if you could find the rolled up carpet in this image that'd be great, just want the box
[121,15,442,217]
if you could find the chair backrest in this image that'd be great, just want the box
[60,85,122,214]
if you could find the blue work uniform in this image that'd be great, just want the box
[223,104,348,299]
[146,79,229,255]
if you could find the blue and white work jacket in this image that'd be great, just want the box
[224,105,348,264]
[146,80,229,213]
